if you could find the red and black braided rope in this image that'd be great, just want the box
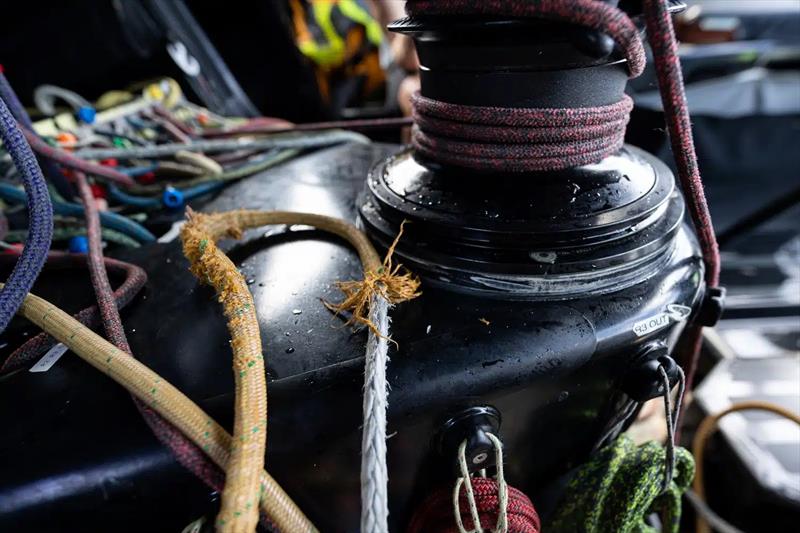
[73,171,226,491]
[0,252,147,374]
[407,477,541,533]
[412,93,633,172]
[407,0,720,393]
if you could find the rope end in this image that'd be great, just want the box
[326,221,421,338]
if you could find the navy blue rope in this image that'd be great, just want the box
[0,93,54,332]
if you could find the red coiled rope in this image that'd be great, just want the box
[407,0,720,393]
[412,94,633,172]
[408,478,541,533]
[407,0,645,173]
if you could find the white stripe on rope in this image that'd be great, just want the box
[361,293,391,532]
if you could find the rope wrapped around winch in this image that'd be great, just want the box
[406,0,720,404]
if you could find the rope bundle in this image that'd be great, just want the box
[409,433,540,533]
[180,209,419,532]
[409,478,540,533]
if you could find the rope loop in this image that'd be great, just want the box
[453,433,508,533]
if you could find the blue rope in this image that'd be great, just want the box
[107,185,160,209]
[118,165,158,177]
[182,181,227,200]
[0,70,75,200]
[108,180,226,210]
[0,92,54,332]
[0,182,155,243]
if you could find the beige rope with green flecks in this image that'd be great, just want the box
[1,283,314,532]
[180,208,420,532]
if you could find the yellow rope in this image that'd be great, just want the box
[1,209,418,532]
[692,400,800,533]
[2,283,315,532]
[180,208,420,531]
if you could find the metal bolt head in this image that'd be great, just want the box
[530,251,557,264]
[472,452,488,464]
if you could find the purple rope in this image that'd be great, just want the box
[0,69,74,199]
[0,92,54,333]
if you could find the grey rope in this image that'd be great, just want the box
[658,364,686,491]
[72,130,369,160]
[33,84,93,116]
[361,292,391,533]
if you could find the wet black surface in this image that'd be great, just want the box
[0,142,703,532]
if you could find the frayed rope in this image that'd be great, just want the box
[325,221,421,339]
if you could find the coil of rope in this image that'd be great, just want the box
[408,433,540,533]
[405,0,720,394]
[180,209,419,532]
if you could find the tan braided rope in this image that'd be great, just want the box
[180,209,420,531]
[2,283,315,532]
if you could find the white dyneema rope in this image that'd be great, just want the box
[361,292,391,532]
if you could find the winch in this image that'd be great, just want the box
[0,1,727,532]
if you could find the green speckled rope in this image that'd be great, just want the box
[0,283,316,532]
[180,211,269,533]
[548,435,694,533]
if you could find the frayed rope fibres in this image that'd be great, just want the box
[180,208,419,532]
[326,221,420,337]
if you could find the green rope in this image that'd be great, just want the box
[548,435,694,533]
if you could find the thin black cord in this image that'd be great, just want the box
[658,364,685,491]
